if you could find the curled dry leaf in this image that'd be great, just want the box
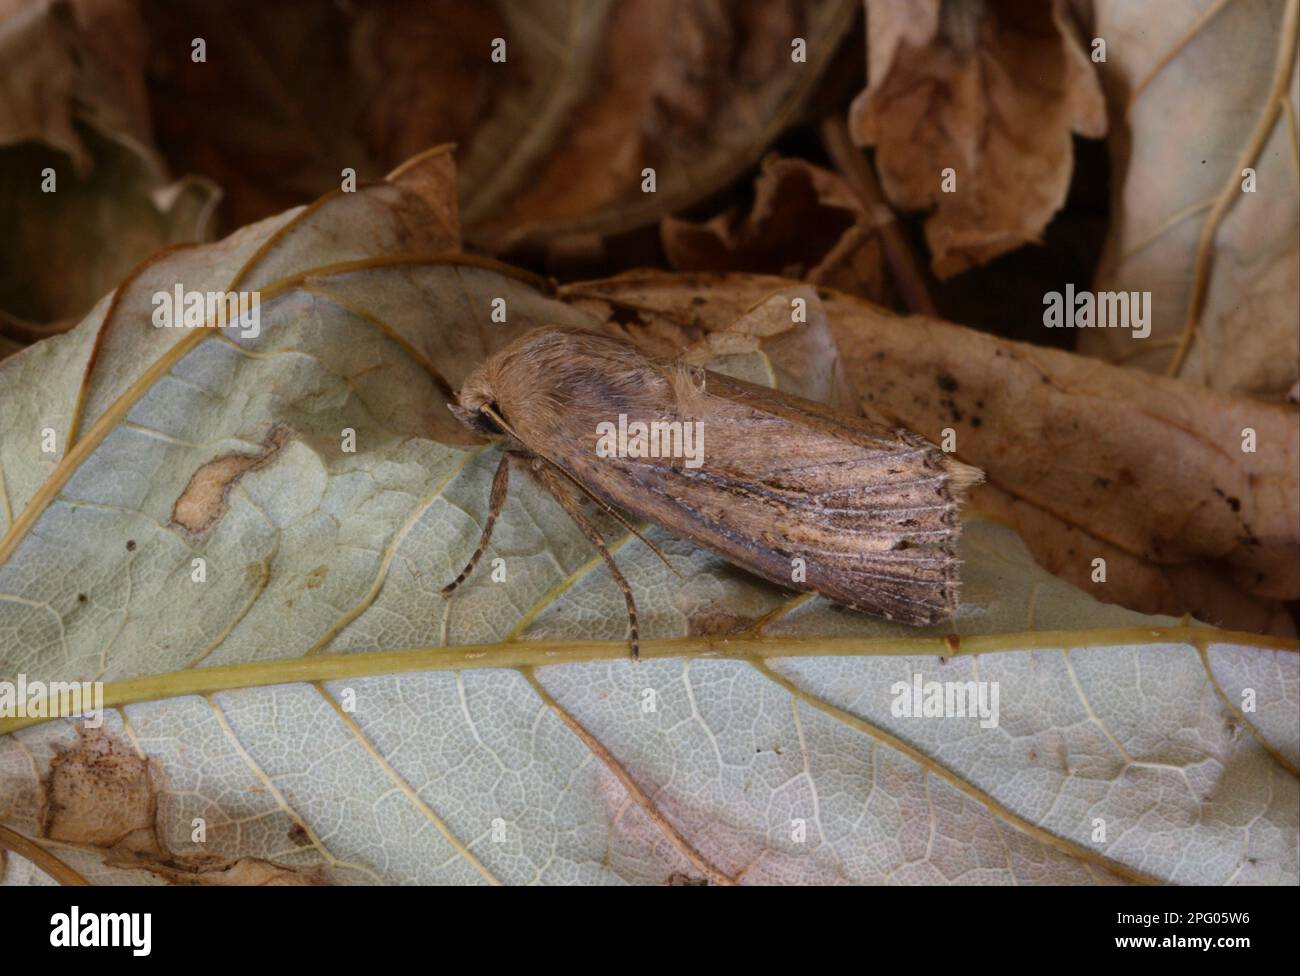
[0,0,220,339]
[0,0,152,168]
[662,154,894,303]
[142,0,859,253]
[561,271,1300,635]
[1079,0,1300,398]
[848,0,1106,278]
[0,154,1295,886]
[455,0,861,250]
[144,0,374,231]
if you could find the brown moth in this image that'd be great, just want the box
[443,327,983,659]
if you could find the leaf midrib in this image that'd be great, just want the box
[2,624,1292,737]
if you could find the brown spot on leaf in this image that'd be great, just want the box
[40,726,327,885]
[42,727,156,848]
[305,565,329,589]
[171,424,290,535]
[686,604,747,636]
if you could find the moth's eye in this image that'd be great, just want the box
[477,403,505,434]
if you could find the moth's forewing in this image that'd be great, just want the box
[480,330,980,626]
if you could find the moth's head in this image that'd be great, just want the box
[448,328,590,439]
[448,368,506,436]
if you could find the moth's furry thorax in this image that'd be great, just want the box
[451,328,679,441]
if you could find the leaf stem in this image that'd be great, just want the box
[2,625,1292,736]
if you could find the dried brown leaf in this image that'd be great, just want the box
[0,0,220,332]
[662,153,893,303]
[848,0,1106,278]
[140,0,858,252]
[1079,0,1300,398]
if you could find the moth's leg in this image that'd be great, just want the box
[533,458,640,661]
[541,458,682,580]
[440,450,513,597]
